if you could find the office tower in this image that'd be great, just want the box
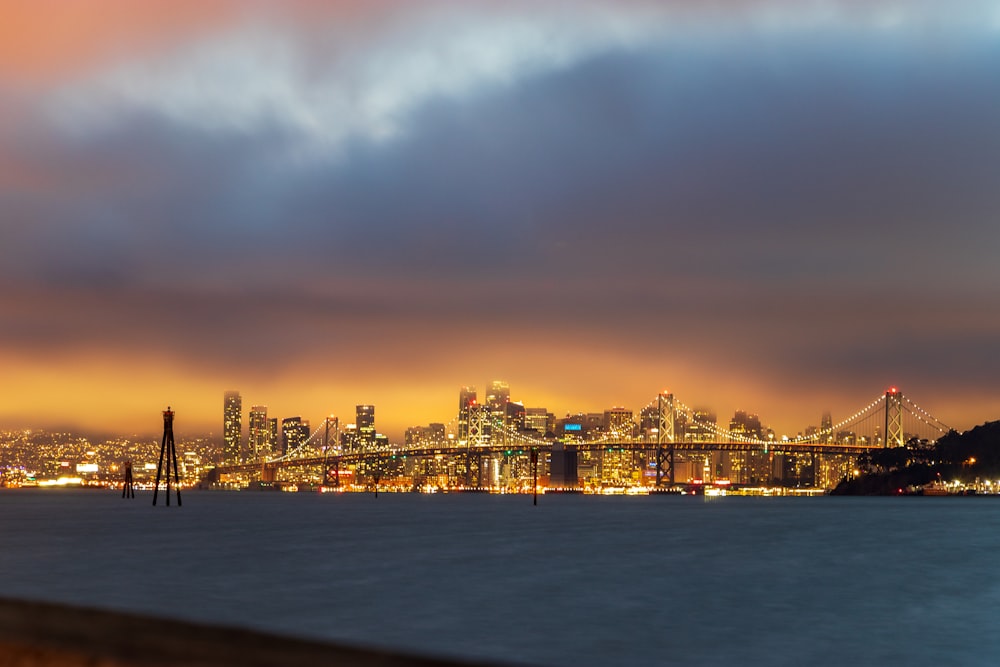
[281,417,310,455]
[603,407,634,438]
[486,380,510,419]
[820,411,833,444]
[506,402,525,432]
[248,405,270,463]
[486,381,511,445]
[602,407,636,484]
[356,405,376,449]
[524,407,549,434]
[457,386,477,442]
[684,409,717,442]
[268,418,279,457]
[223,391,242,465]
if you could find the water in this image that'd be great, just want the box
[0,489,998,666]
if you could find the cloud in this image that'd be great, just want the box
[42,1,1000,159]
[3,0,1000,434]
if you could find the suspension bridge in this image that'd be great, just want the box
[208,387,951,490]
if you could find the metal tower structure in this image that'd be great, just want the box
[884,387,904,448]
[656,392,676,487]
[467,404,491,446]
[153,407,182,506]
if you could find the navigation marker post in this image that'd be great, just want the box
[152,407,182,507]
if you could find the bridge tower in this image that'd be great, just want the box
[884,387,904,448]
[656,392,676,487]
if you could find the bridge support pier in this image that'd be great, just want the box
[462,453,485,489]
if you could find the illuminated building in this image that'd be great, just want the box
[356,405,376,450]
[486,381,510,411]
[405,423,446,447]
[603,408,634,439]
[267,418,279,457]
[602,407,636,484]
[486,380,510,443]
[457,386,477,442]
[506,402,525,432]
[524,408,549,434]
[248,405,270,462]
[281,417,310,456]
[223,391,242,465]
[683,409,717,442]
[820,411,833,444]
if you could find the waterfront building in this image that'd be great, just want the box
[223,391,242,465]
[602,407,636,485]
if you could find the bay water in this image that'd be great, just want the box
[1,489,997,666]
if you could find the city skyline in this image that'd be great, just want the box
[3,2,1000,438]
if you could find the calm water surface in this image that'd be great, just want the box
[0,489,998,666]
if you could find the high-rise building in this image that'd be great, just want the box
[223,391,242,465]
[268,418,279,457]
[505,402,525,432]
[356,405,376,449]
[248,405,270,463]
[281,417,310,455]
[486,381,511,445]
[457,386,477,442]
[820,411,833,444]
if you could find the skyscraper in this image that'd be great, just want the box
[248,405,270,463]
[268,418,279,457]
[281,417,310,455]
[486,380,511,445]
[820,411,833,444]
[356,405,376,450]
[223,390,242,465]
[457,386,477,442]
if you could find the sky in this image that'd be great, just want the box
[2,0,999,440]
